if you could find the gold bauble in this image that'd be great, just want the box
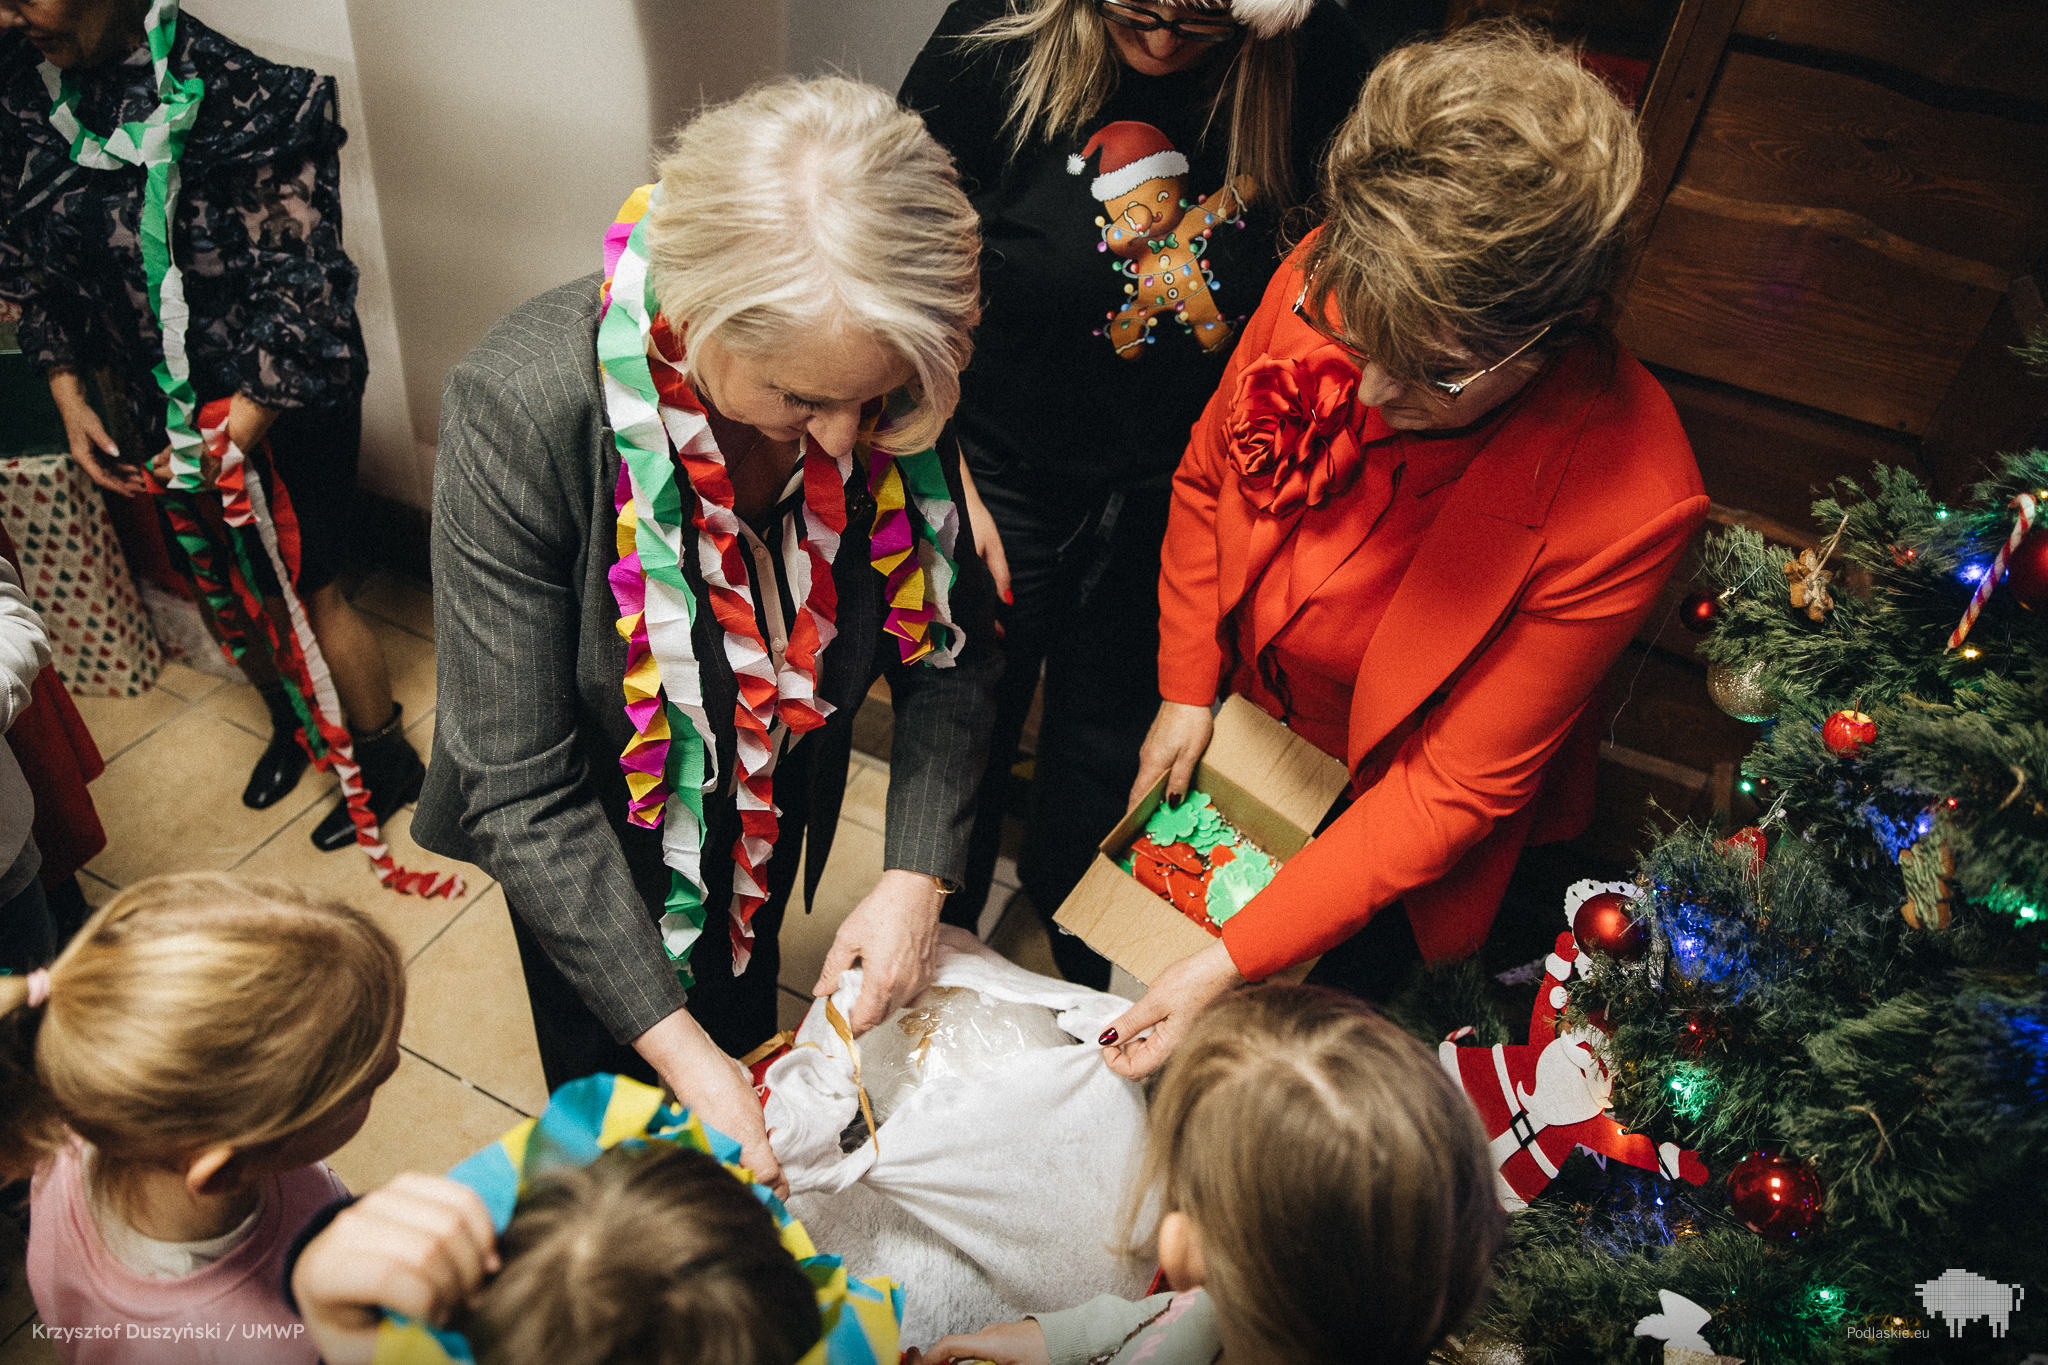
[1707,658,1780,723]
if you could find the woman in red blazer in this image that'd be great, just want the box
[1103,23,1709,1078]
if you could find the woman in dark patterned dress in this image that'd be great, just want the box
[0,0,420,847]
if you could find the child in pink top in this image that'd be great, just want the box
[1,873,405,1364]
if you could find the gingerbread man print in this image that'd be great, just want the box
[1068,121,1253,360]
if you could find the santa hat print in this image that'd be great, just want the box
[1230,0,1314,37]
[1067,121,1190,201]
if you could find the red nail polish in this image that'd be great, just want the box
[1001,588,1014,604]
[1098,1028,1119,1046]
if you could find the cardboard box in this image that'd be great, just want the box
[1054,695,1350,984]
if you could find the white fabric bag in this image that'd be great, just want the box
[766,927,1154,1339]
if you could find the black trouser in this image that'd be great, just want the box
[510,881,793,1094]
[953,470,1171,990]
[1302,902,1426,1004]
[265,397,362,595]
[507,755,808,1096]
[155,395,362,597]
[1297,788,1426,1003]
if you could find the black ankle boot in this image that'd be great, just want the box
[242,684,311,809]
[311,704,427,851]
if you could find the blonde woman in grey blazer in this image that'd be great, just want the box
[415,79,998,1193]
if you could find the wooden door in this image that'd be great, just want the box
[1619,0,2048,527]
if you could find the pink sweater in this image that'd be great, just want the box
[27,1141,347,1364]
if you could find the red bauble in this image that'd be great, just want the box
[1720,827,1768,875]
[1728,1149,1825,1240]
[1680,590,1723,634]
[2007,525,2048,612]
[1572,891,1647,961]
[1822,709,1877,756]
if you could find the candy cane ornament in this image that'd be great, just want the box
[1947,493,2036,652]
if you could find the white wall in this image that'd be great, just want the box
[187,2,957,512]
[187,0,417,505]
[341,0,787,502]
[785,0,954,95]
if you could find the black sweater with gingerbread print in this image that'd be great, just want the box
[900,0,1393,500]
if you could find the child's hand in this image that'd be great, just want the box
[905,1318,1050,1365]
[292,1173,500,1365]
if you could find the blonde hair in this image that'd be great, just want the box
[965,0,1304,208]
[462,1144,821,1365]
[1306,20,1643,387]
[0,873,404,1192]
[645,77,982,456]
[1124,985,1503,1365]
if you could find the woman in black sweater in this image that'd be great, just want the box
[899,0,1398,983]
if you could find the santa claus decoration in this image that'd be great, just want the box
[1441,921,1707,1209]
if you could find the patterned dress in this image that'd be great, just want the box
[0,16,365,457]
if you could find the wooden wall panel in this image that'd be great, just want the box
[1674,53,2048,273]
[1920,272,2048,496]
[1732,0,2048,102]
[1650,365,1920,524]
[1629,0,1747,220]
[1446,0,1678,58]
[1620,196,2001,432]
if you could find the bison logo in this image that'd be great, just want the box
[1916,1269,2024,1338]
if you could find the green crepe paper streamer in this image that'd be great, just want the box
[1207,844,1277,925]
[660,697,708,989]
[45,0,207,460]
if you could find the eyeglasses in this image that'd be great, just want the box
[1095,0,1245,43]
[1292,289,1552,399]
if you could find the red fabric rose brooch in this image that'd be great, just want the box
[1225,345,1364,515]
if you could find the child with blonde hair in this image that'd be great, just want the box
[0,872,406,1364]
[910,984,1506,1365]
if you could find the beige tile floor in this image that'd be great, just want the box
[2,570,1065,1362]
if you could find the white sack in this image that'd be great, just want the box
[785,1182,1014,1347]
[765,927,1153,1335]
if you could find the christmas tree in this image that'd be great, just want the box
[1435,448,2048,1364]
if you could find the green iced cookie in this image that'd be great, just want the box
[1186,804,1232,855]
[1143,790,1214,846]
[1207,845,1278,924]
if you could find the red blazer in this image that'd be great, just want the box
[1159,242,1708,978]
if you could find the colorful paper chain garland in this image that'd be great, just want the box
[596,186,963,985]
[41,0,460,899]
[372,1073,902,1365]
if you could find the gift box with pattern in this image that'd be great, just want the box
[1,454,162,697]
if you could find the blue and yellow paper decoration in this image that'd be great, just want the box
[373,1074,901,1365]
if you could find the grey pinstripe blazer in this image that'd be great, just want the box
[413,275,1000,1044]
